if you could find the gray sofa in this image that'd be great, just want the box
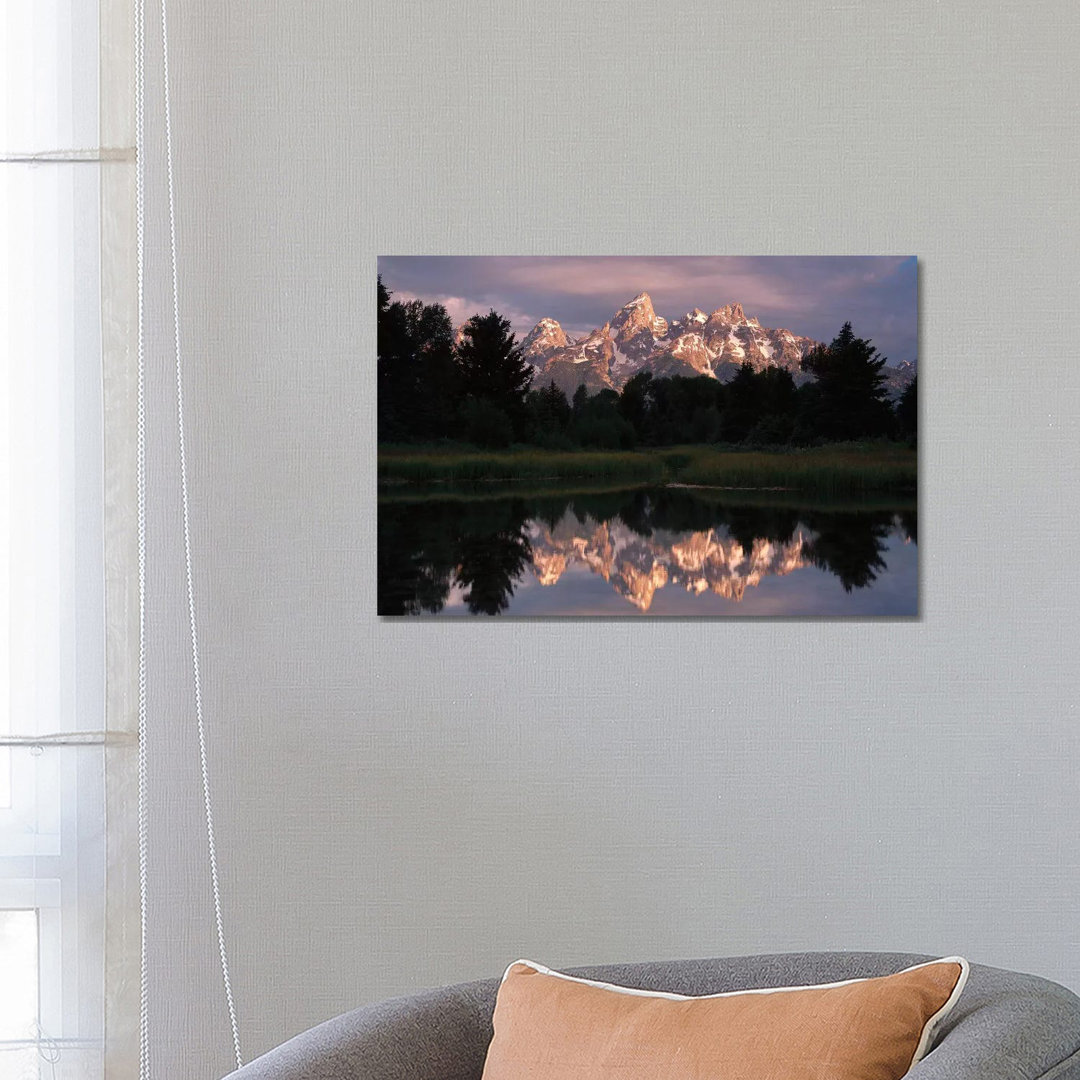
[223,952,1080,1079]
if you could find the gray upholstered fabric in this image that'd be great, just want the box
[222,952,1080,1080]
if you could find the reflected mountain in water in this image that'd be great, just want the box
[377,487,916,617]
[528,514,809,611]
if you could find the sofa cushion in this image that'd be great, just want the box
[481,956,968,1080]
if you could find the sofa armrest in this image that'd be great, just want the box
[221,979,497,1080]
[909,966,1080,1080]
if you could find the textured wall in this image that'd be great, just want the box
[138,1,1080,1076]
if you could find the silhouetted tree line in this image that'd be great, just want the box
[378,278,917,449]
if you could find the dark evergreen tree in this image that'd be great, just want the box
[747,366,797,445]
[895,375,917,445]
[524,381,573,447]
[456,311,533,436]
[573,388,635,448]
[377,275,411,441]
[616,374,723,445]
[400,298,458,439]
[800,322,893,441]
[377,276,458,442]
[540,380,572,429]
[459,397,513,448]
[617,371,654,443]
[721,363,762,443]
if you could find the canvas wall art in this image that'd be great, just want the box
[377,256,917,617]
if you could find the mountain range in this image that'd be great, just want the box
[514,292,915,400]
[527,511,813,611]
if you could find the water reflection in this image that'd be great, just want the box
[378,488,917,617]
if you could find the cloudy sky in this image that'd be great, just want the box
[377,255,918,364]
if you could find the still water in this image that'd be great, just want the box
[378,486,917,617]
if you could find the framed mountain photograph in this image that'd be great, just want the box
[377,256,917,617]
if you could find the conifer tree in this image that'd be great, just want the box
[896,375,917,444]
[800,322,893,440]
[377,276,458,442]
[456,311,533,434]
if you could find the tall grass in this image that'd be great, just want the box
[378,448,666,485]
[674,444,916,495]
[378,442,916,494]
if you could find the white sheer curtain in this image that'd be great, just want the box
[1,1,137,1078]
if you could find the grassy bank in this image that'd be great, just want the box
[378,447,667,485]
[377,442,916,494]
[674,444,916,494]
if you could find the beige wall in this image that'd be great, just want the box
[137,1,1080,1076]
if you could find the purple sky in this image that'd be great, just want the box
[377,255,918,364]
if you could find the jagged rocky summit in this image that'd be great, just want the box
[518,292,914,399]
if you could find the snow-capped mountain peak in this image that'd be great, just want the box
[708,301,748,325]
[520,294,913,400]
[521,317,570,366]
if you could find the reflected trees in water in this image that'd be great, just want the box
[802,511,891,592]
[377,488,915,616]
[378,498,533,616]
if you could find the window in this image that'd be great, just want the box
[2,2,112,1077]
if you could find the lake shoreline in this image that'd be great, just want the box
[378,442,917,495]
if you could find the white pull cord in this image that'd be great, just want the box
[159,0,244,1064]
[135,0,244,1070]
[134,0,151,1074]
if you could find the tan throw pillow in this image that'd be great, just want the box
[481,957,968,1080]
